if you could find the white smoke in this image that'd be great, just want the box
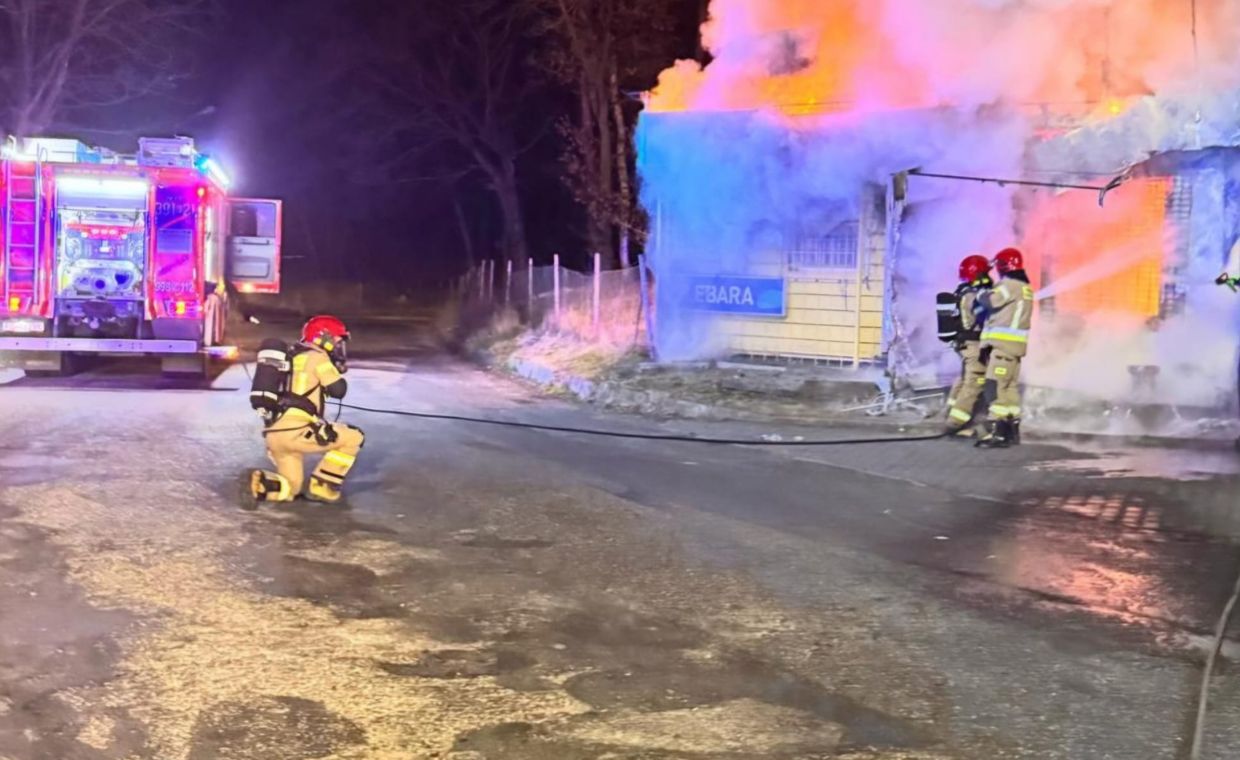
[639,0,1240,423]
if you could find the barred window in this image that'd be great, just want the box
[787,221,859,271]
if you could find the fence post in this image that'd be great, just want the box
[553,254,562,325]
[592,252,602,336]
[505,260,514,306]
[527,258,534,307]
[638,254,656,359]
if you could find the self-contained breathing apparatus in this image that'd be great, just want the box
[943,255,994,343]
[936,282,988,347]
[248,338,331,442]
[250,338,292,422]
[936,290,964,344]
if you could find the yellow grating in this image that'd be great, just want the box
[1032,178,1169,318]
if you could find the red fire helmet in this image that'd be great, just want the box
[301,315,350,349]
[959,254,991,283]
[994,247,1025,275]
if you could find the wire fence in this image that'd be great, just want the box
[456,254,653,353]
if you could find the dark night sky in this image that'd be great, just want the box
[119,0,704,288]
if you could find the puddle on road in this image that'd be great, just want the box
[1034,494,1167,536]
[986,525,1174,629]
[937,486,1240,651]
[1028,442,1240,481]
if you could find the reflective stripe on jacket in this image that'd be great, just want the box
[981,276,1033,357]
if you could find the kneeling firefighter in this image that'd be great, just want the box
[974,247,1034,448]
[938,254,993,436]
[245,315,365,505]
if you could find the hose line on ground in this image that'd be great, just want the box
[1190,561,1240,760]
[240,360,946,446]
[337,402,947,446]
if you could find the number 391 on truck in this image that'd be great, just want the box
[0,135,282,376]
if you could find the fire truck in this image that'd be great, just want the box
[0,135,281,376]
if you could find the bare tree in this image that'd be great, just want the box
[530,0,677,268]
[0,0,210,136]
[364,0,543,266]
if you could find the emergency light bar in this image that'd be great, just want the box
[55,176,149,199]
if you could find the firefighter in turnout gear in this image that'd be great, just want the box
[246,315,365,505]
[974,248,1034,448]
[943,255,993,436]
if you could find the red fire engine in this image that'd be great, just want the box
[0,136,281,376]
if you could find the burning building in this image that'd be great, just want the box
[637,0,1240,430]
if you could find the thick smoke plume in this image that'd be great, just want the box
[639,0,1240,424]
[652,0,1240,114]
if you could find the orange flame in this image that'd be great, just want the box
[650,0,1240,119]
[1024,178,1171,319]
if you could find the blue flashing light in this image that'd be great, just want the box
[194,154,232,189]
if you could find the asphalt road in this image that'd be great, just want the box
[1,316,1239,759]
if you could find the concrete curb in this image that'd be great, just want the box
[490,352,947,432]
[508,357,598,400]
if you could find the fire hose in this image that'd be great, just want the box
[336,401,947,446]
[1191,564,1240,760]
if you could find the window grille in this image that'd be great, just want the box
[787,220,859,271]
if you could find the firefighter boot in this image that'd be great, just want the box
[946,424,977,439]
[953,420,983,439]
[305,475,343,504]
[975,419,1012,449]
[242,469,293,509]
[1009,418,1022,446]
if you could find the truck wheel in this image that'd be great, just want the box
[162,354,208,378]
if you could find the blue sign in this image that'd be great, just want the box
[671,274,786,317]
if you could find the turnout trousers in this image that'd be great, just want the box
[947,341,987,429]
[259,418,365,502]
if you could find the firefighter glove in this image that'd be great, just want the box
[313,422,339,446]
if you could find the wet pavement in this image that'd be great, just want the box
[0,316,1239,758]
